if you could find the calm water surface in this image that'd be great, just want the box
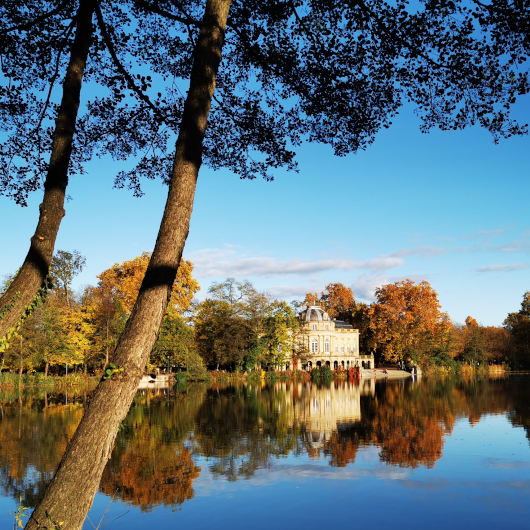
[1,375,529,529]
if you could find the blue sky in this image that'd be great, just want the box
[1,97,528,327]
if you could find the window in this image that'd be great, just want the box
[325,340,330,353]
[311,339,318,353]
[325,325,329,331]
[341,344,345,353]
[347,344,351,353]
[335,343,338,353]
[312,324,317,331]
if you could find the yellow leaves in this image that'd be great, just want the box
[96,252,199,318]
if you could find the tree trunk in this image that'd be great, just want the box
[25,1,231,528]
[0,0,95,341]
[45,361,49,379]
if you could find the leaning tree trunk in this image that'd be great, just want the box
[0,0,95,341]
[25,1,231,528]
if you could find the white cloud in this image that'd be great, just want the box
[351,274,389,300]
[267,284,320,300]
[462,228,506,240]
[187,249,404,278]
[391,245,476,258]
[476,263,529,273]
[492,240,530,253]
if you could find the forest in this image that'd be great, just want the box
[1,249,529,377]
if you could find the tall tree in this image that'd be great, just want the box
[0,0,96,339]
[369,279,452,363]
[504,291,530,368]
[319,283,356,322]
[50,249,86,307]
[83,252,199,368]
[26,2,231,526]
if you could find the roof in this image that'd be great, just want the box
[300,305,331,322]
[334,320,354,329]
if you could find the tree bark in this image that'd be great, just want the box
[25,1,231,528]
[0,0,95,341]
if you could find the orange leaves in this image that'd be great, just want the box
[465,316,478,327]
[95,252,199,318]
[100,446,200,510]
[304,283,356,322]
[320,283,356,321]
[369,279,451,362]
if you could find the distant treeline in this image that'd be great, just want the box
[1,251,529,375]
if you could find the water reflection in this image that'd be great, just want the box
[1,376,530,513]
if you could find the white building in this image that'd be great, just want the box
[298,306,374,370]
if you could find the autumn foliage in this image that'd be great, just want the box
[369,279,452,363]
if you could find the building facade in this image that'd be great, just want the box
[298,306,374,371]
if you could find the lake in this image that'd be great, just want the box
[1,375,529,529]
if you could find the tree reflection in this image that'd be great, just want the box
[0,391,86,506]
[100,385,207,510]
[1,376,530,513]
[192,384,302,480]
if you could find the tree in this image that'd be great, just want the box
[369,279,452,363]
[194,298,253,369]
[50,250,86,307]
[504,291,530,368]
[94,252,199,318]
[24,1,530,527]
[319,283,356,322]
[261,301,300,369]
[150,313,196,370]
[0,0,97,340]
[83,252,199,368]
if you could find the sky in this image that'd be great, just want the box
[1,96,529,327]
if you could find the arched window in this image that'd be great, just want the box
[347,344,351,353]
[311,339,318,353]
[325,340,330,353]
[341,344,345,353]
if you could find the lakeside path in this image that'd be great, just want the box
[362,369,412,379]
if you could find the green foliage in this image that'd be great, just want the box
[103,363,124,381]
[311,368,321,381]
[50,249,86,306]
[1,274,51,355]
[151,314,195,368]
[430,349,461,373]
[184,350,210,381]
[504,291,530,368]
[321,366,332,379]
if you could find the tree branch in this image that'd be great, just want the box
[94,2,174,127]
[134,0,200,28]
[0,0,71,35]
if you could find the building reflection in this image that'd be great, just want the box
[272,380,375,452]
